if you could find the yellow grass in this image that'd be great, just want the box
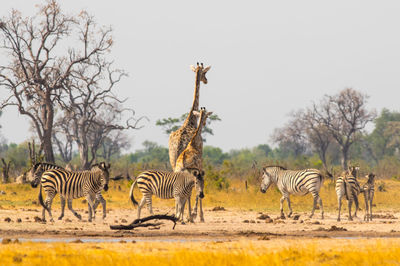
[1,239,400,265]
[1,178,400,213]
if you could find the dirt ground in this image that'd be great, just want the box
[0,206,399,241]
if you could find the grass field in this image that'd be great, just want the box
[1,238,400,265]
[1,177,400,212]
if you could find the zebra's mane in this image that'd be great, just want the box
[33,162,63,171]
[263,165,287,170]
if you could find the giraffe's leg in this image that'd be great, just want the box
[199,198,204,223]
[67,199,82,220]
[280,195,286,219]
[348,200,353,221]
[58,196,66,220]
[137,196,146,219]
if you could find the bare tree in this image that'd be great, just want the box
[313,88,376,169]
[97,130,131,162]
[52,116,73,163]
[301,109,334,174]
[271,115,309,157]
[0,1,114,162]
[56,54,143,169]
[0,158,12,183]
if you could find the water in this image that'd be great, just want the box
[0,237,226,243]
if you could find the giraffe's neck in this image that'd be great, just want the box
[188,112,206,150]
[182,69,202,128]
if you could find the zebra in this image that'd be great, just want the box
[129,169,204,222]
[260,166,324,219]
[39,162,110,222]
[361,173,375,222]
[336,166,361,221]
[31,162,108,220]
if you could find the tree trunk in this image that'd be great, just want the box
[341,146,349,170]
[79,141,90,170]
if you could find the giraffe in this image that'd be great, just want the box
[168,62,211,170]
[175,107,213,222]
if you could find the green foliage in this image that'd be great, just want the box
[156,113,221,142]
[204,163,230,191]
[203,146,229,165]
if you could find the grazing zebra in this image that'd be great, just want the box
[260,166,324,219]
[336,166,361,221]
[361,173,375,222]
[129,169,204,222]
[39,162,110,222]
[31,162,108,220]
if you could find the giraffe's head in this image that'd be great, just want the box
[190,62,211,84]
[192,107,213,127]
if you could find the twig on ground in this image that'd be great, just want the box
[110,214,178,230]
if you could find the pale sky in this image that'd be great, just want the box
[1,1,400,152]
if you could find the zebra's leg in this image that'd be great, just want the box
[314,194,324,219]
[145,194,154,215]
[279,196,286,219]
[370,191,374,221]
[137,197,147,219]
[337,196,342,222]
[199,198,204,222]
[58,196,66,220]
[96,193,107,219]
[67,199,82,220]
[186,195,193,223]
[192,195,198,220]
[354,195,359,218]
[348,200,353,221]
[86,194,96,222]
[363,191,369,222]
[310,194,318,218]
[43,191,55,223]
[286,196,293,218]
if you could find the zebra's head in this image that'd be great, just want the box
[260,167,273,193]
[92,162,111,191]
[187,168,205,199]
[366,173,375,183]
[190,62,211,84]
[30,163,43,188]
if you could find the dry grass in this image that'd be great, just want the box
[1,239,400,265]
[1,178,400,213]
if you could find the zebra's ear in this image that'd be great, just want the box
[107,163,111,169]
[192,169,199,178]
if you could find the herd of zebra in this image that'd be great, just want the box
[29,161,375,224]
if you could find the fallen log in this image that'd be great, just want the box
[110,214,178,230]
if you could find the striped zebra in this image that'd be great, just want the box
[31,162,108,220]
[39,162,110,222]
[336,166,361,221]
[129,169,204,222]
[361,173,375,222]
[260,166,324,219]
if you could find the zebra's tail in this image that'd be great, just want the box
[343,179,350,201]
[129,178,139,206]
[38,183,49,213]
